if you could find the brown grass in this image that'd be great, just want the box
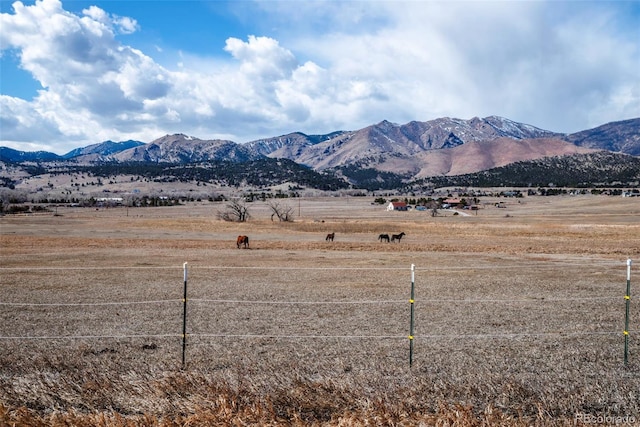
[1,195,639,425]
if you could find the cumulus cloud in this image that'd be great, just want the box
[224,36,297,79]
[82,5,137,34]
[0,95,64,145]
[0,0,638,154]
[0,0,175,152]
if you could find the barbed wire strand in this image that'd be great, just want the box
[0,296,621,306]
[193,334,405,339]
[0,334,180,340]
[0,266,181,271]
[189,298,407,305]
[420,296,620,303]
[0,263,624,272]
[199,331,623,340]
[0,299,182,307]
[0,266,408,271]
[0,331,624,341]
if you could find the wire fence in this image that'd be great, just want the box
[0,261,633,365]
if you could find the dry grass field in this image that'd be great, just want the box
[1,194,639,426]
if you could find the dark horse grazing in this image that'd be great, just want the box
[236,235,249,249]
[326,232,335,241]
[378,233,390,242]
[391,232,406,242]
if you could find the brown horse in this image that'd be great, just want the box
[325,232,335,241]
[236,235,249,249]
[391,232,405,242]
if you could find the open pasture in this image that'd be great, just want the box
[1,195,639,425]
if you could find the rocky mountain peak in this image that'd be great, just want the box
[564,118,640,156]
[2,116,637,182]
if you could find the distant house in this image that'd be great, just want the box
[387,201,408,211]
[442,198,463,208]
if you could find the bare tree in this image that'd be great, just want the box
[217,198,251,222]
[267,200,294,222]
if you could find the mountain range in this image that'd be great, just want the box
[1,116,638,189]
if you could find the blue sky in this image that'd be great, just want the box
[1,0,639,154]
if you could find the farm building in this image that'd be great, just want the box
[441,198,463,208]
[387,201,408,211]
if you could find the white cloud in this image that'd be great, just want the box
[113,16,138,35]
[81,5,138,34]
[0,0,638,154]
[81,5,108,25]
[224,35,297,79]
[0,94,64,143]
